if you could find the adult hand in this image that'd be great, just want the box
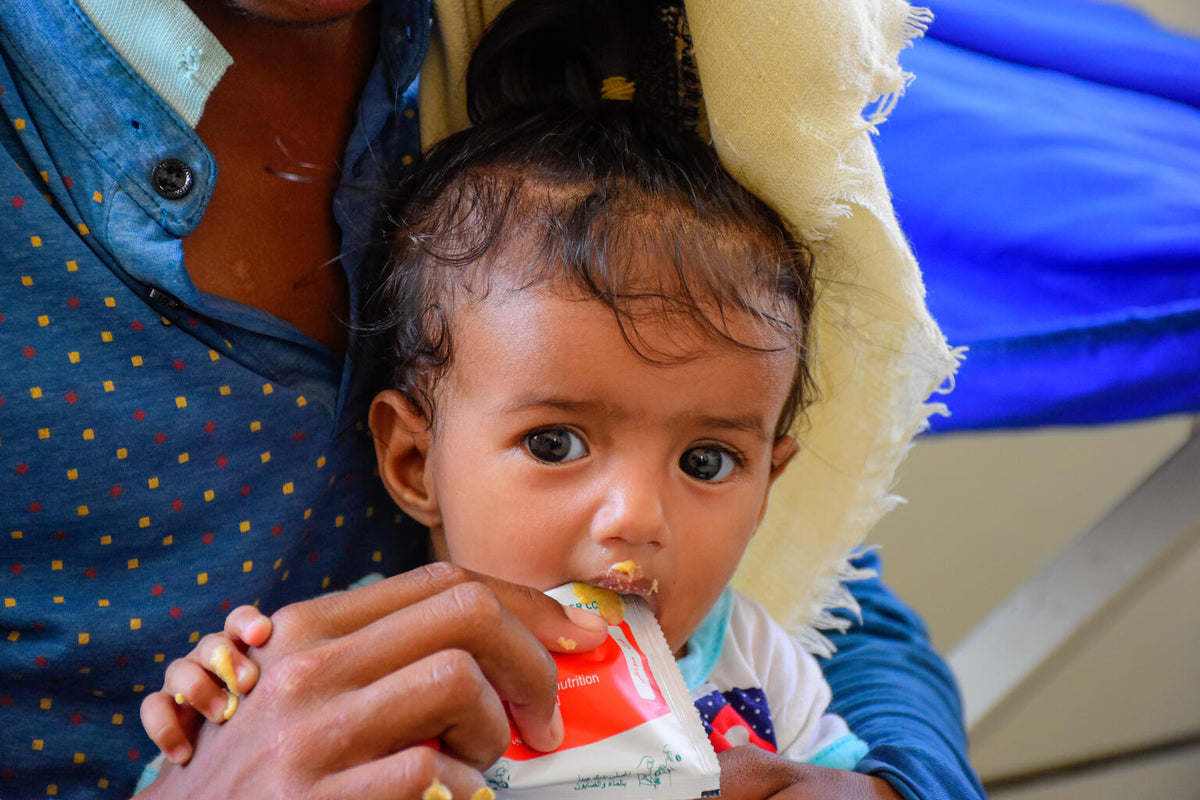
[716,745,904,800]
[136,562,609,799]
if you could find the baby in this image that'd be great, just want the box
[141,0,869,785]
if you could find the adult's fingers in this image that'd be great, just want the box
[716,746,903,800]
[161,656,234,724]
[139,692,201,766]
[314,744,495,800]
[223,604,272,648]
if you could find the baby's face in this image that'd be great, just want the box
[409,284,797,654]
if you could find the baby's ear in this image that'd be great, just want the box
[368,390,440,528]
[768,435,799,482]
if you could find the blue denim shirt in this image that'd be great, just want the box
[0,2,429,796]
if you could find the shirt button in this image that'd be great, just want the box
[151,158,194,199]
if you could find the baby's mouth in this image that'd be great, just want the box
[593,560,659,598]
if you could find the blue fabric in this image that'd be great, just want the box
[677,585,733,692]
[825,551,986,800]
[874,0,1200,432]
[0,2,428,797]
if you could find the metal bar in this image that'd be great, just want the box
[948,427,1200,730]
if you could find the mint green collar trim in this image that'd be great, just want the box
[76,0,232,127]
[677,586,733,692]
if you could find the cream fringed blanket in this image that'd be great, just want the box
[419,0,960,652]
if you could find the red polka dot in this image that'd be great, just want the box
[52,530,67,541]
[203,420,216,434]
[172,360,185,370]
[292,431,305,442]
[131,320,144,331]
[0,696,12,707]
[240,485,251,497]
[9,564,22,575]
[11,196,24,209]
[201,532,213,545]
[171,499,183,512]
[0,769,12,780]
[127,748,140,762]
[133,409,146,422]
[22,346,35,359]
[27,502,42,514]
[169,606,182,619]
[187,316,200,328]
[114,656,128,666]
[70,712,83,725]
[85,567,98,579]
[271,525,283,537]
[67,297,80,309]
[220,600,232,612]
[34,656,47,668]
[151,584,164,597]
[216,455,229,468]
[64,391,77,404]
[109,485,122,498]
[14,463,29,475]
[32,621,45,632]
[153,432,167,444]
[62,175,74,188]
[307,552,319,564]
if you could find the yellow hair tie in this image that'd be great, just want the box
[600,76,636,101]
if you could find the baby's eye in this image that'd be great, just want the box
[679,446,737,482]
[525,428,588,463]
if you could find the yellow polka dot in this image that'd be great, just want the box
[30,236,42,247]
[372,551,383,563]
[77,505,89,516]
[404,108,415,119]
[99,780,109,789]
[39,171,48,182]
[243,561,253,573]
[52,560,62,571]
[112,713,124,724]
[78,222,90,235]
[250,421,261,432]
[138,517,150,528]
[175,396,187,409]
[104,297,116,307]
[316,456,326,468]
[116,447,127,459]
[100,535,111,545]
[4,598,16,608]
[67,468,78,480]
[38,428,51,440]
[273,558,282,569]
[48,783,59,795]
[335,515,345,528]
[101,331,113,342]
[178,452,189,464]
[93,191,103,203]
[303,508,313,520]
[98,599,109,607]
[133,684,145,693]
[69,351,81,363]
[37,314,49,326]
[282,482,294,495]
[21,275,33,286]
[402,154,414,166]
[189,632,200,643]
[154,654,164,663]
[82,429,95,441]
[40,698,51,710]
[161,317,171,326]
[296,396,308,407]
[103,380,115,392]
[203,489,215,502]
[10,531,23,539]
[7,631,18,642]
[66,260,78,272]
[262,383,274,395]
[197,572,208,585]
[131,355,143,367]
[78,632,90,645]
[127,558,139,569]
[162,535,173,546]
[239,521,250,533]
[130,618,141,630]
[53,596,64,604]
[29,386,42,399]
[260,451,271,463]
[321,577,331,589]
[366,506,375,518]
[148,477,159,489]
[281,569,291,582]
[219,385,231,396]
[13,118,26,130]
[209,349,220,361]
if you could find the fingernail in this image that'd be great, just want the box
[168,744,192,765]
[548,705,565,749]
[564,605,607,632]
[236,661,256,688]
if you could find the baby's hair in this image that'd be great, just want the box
[362,0,817,438]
